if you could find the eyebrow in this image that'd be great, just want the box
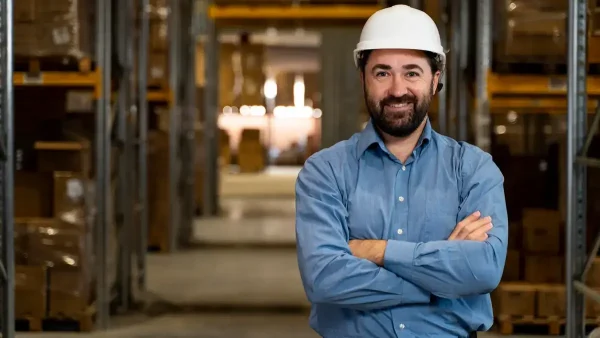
[371,63,424,73]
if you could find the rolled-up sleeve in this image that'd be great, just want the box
[382,147,508,299]
[295,155,432,310]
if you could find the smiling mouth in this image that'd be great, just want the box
[386,102,412,108]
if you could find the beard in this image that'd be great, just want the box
[365,81,434,138]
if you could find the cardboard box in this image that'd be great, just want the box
[48,269,93,319]
[15,265,47,319]
[502,249,521,281]
[536,284,565,317]
[493,282,536,317]
[522,209,561,254]
[524,255,564,284]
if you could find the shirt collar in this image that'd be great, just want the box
[357,118,432,158]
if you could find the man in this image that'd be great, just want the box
[295,5,507,338]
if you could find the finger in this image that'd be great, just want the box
[467,223,493,242]
[461,216,492,236]
[449,211,481,240]
[457,211,481,228]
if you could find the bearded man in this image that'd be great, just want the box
[294,5,507,338]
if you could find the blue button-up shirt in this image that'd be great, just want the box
[295,119,508,338]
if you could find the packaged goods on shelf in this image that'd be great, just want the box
[238,128,266,173]
[14,0,95,60]
[218,43,267,107]
[146,129,205,250]
[148,1,169,87]
[495,0,568,62]
[13,171,117,321]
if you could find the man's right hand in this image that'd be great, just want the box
[448,211,492,241]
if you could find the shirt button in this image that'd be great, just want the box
[398,196,405,202]
[399,323,405,329]
[397,229,403,235]
[402,165,406,171]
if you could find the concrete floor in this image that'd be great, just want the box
[15,169,559,337]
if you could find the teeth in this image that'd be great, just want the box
[388,103,409,108]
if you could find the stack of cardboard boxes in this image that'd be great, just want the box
[14,0,94,59]
[493,208,600,332]
[13,134,116,328]
[495,0,600,64]
[493,135,600,327]
[238,128,266,173]
[146,0,170,87]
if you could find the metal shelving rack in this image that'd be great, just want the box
[472,0,596,335]
[0,0,198,334]
[94,0,112,329]
[0,0,14,336]
[166,0,199,252]
[567,0,597,336]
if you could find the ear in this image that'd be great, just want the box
[432,70,442,94]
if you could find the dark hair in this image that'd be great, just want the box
[357,50,443,74]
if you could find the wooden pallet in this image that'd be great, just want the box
[44,304,96,332]
[495,315,600,335]
[12,305,96,332]
[14,55,94,74]
[15,317,42,332]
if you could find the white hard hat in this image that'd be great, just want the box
[354,5,446,71]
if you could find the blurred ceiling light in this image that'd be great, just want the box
[293,75,305,108]
[239,105,266,116]
[507,110,518,123]
[495,125,507,135]
[273,105,321,119]
[264,78,278,100]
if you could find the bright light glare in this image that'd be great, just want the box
[293,75,305,108]
[264,78,278,99]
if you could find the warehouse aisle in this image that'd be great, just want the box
[14,314,551,338]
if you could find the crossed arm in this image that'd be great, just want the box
[295,157,431,310]
[295,150,508,310]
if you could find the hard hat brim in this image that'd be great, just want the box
[353,42,446,70]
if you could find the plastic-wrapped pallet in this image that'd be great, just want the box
[13,0,95,60]
[494,0,568,63]
[13,172,117,325]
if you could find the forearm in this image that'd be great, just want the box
[299,251,431,310]
[383,237,505,298]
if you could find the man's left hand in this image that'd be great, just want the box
[348,240,387,266]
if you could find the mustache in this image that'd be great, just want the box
[381,95,416,106]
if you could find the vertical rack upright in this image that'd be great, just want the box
[474,0,491,153]
[567,0,594,337]
[95,0,112,330]
[0,0,14,337]
[137,0,150,293]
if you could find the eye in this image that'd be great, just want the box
[407,71,420,77]
[375,71,389,77]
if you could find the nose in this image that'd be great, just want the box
[389,75,409,97]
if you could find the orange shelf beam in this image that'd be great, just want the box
[13,71,99,87]
[490,97,600,112]
[209,4,382,20]
[488,72,600,96]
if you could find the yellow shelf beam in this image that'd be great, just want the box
[13,71,99,87]
[147,90,170,102]
[490,97,600,114]
[490,97,600,111]
[208,4,382,20]
[488,72,600,96]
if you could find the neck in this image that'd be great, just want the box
[380,117,428,163]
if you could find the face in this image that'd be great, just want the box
[361,49,440,138]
